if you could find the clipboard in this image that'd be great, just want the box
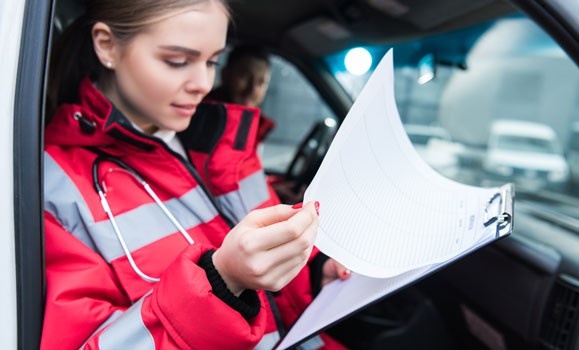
[273,49,517,349]
[483,183,514,238]
[274,183,515,350]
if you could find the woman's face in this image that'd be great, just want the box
[102,2,228,133]
[224,57,271,107]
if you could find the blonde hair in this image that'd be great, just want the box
[87,0,230,43]
[46,0,230,118]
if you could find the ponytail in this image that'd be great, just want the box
[46,15,101,120]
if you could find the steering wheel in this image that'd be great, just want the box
[284,119,338,191]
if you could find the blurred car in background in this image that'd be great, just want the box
[483,119,570,191]
[404,124,464,178]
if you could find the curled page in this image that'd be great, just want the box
[304,49,501,278]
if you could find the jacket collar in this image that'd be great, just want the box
[45,77,259,156]
[46,78,170,152]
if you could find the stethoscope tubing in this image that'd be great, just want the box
[93,156,194,283]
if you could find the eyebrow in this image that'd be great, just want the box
[158,45,226,57]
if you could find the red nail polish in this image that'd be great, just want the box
[314,201,320,216]
[292,202,303,209]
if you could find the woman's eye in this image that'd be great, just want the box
[207,60,220,68]
[165,59,188,68]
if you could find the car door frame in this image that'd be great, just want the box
[11,0,53,349]
[511,0,579,66]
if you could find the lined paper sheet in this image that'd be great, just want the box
[274,49,511,350]
[304,49,500,278]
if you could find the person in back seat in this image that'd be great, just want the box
[205,43,276,155]
[206,44,312,204]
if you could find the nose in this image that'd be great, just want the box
[184,64,214,96]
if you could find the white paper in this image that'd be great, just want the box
[304,50,500,278]
[275,49,510,350]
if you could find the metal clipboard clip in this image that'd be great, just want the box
[483,183,514,237]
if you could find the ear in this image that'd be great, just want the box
[92,22,118,69]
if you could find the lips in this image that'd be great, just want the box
[171,103,197,116]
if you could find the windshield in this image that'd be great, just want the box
[325,13,579,200]
[495,135,557,154]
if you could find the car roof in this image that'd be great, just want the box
[228,0,516,57]
[55,0,516,59]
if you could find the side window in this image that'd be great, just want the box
[259,55,337,173]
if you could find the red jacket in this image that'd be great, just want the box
[41,78,342,349]
[204,87,276,145]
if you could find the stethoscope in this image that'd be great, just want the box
[93,155,287,335]
[93,156,195,283]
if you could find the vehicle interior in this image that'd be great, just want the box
[13,0,579,349]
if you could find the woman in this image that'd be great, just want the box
[42,0,349,349]
[205,44,276,151]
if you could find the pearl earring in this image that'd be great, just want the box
[106,61,112,68]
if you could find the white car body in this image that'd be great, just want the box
[0,1,25,348]
[483,119,570,191]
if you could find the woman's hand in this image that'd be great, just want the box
[212,201,319,296]
[321,259,351,287]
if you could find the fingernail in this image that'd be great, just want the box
[291,202,303,209]
[342,269,351,278]
[314,201,320,216]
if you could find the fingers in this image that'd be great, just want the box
[263,219,317,266]
[244,203,300,228]
[252,218,318,291]
[213,201,320,293]
[336,264,352,280]
[322,259,352,286]
[246,201,319,251]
